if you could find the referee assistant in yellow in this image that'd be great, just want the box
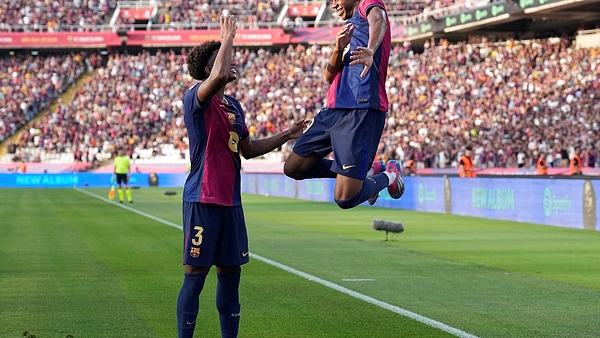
[114,149,133,203]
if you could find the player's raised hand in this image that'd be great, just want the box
[349,46,374,78]
[220,14,237,39]
[335,23,354,52]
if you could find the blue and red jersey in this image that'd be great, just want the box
[182,83,249,206]
[327,0,390,112]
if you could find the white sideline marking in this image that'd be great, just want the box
[75,188,479,338]
[341,278,375,282]
[251,254,478,338]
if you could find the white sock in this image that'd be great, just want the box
[366,167,374,177]
[384,171,397,186]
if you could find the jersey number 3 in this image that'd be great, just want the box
[192,226,204,246]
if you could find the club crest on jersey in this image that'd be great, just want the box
[190,247,200,258]
[228,112,236,124]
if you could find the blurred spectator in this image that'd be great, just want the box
[537,151,548,175]
[570,149,583,175]
[404,158,417,176]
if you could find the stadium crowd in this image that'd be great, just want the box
[0,0,474,32]
[387,37,600,170]
[369,0,464,17]
[154,0,454,28]
[0,0,113,32]
[0,53,90,144]
[153,0,282,29]
[8,50,188,164]
[222,38,600,170]
[3,37,600,170]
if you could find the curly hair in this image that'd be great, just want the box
[187,41,221,81]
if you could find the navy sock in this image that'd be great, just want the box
[301,159,337,179]
[216,268,242,338]
[334,174,389,209]
[177,273,206,338]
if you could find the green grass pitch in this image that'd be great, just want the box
[1,187,599,337]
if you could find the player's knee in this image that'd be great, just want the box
[283,162,302,180]
[185,265,210,275]
[334,194,361,209]
[334,199,354,209]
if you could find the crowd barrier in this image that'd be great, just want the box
[1,173,597,231]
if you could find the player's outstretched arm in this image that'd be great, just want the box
[196,15,236,103]
[239,119,307,159]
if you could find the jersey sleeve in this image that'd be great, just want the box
[184,83,210,116]
[359,0,386,19]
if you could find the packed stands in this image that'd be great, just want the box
[209,39,599,171]
[0,0,114,32]
[3,36,600,172]
[155,0,282,29]
[383,37,600,170]
[324,0,479,25]
[113,0,285,30]
[4,50,189,166]
[0,53,91,144]
[0,0,479,32]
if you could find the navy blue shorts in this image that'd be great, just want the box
[293,108,386,179]
[182,202,249,267]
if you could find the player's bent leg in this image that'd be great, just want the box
[177,265,210,338]
[333,175,386,209]
[215,266,242,338]
[334,175,363,201]
[283,152,335,180]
